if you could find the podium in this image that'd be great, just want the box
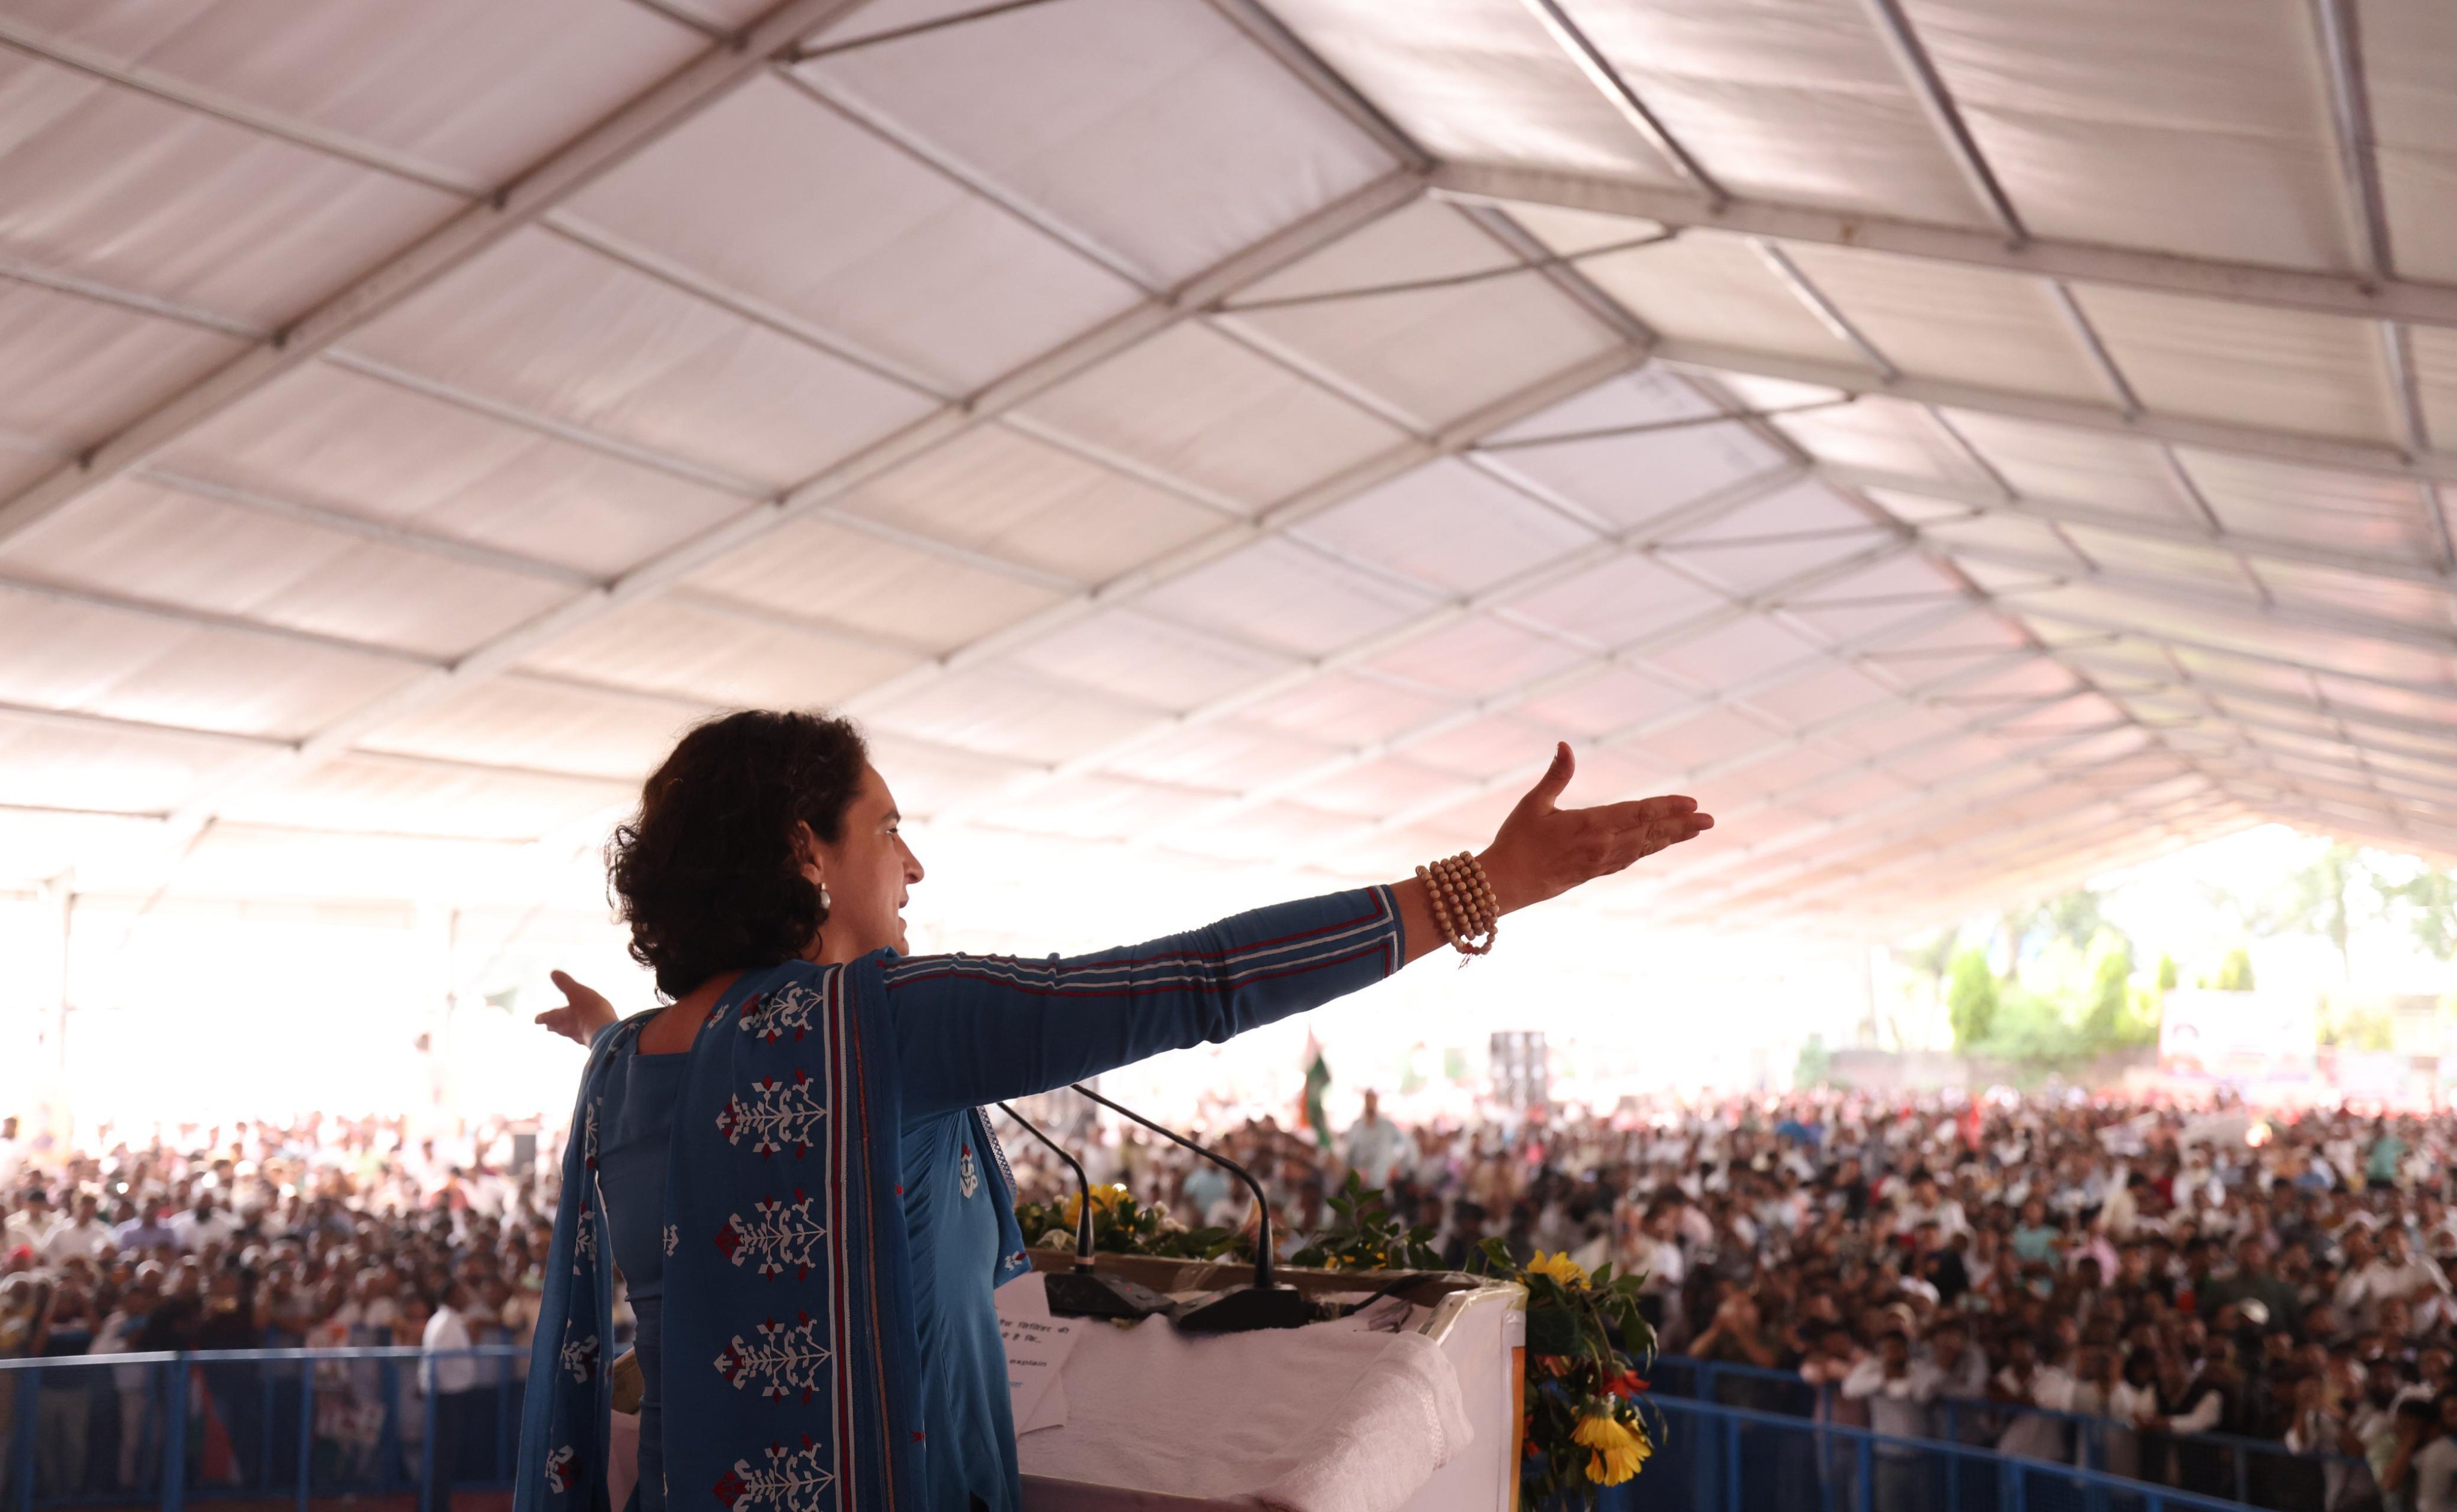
[606,1258,1525,1512]
[1004,1254,1524,1512]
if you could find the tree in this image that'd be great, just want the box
[2282,844,2363,978]
[1794,1035,1833,1089]
[1893,929,1959,1005]
[2210,947,2255,991]
[1947,947,1999,1050]
[2156,954,2179,992]
[2387,867,2457,961]
[1999,890,2122,965]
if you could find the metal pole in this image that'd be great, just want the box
[420,1368,437,1512]
[163,1358,189,1512]
[1725,1411,1741,1512]
[10,1365,37,1512]
[1856,1436,1872,1512]
[1946,1426,1960,1511]
[296,1358,315,1512]
[260,1358,275,1495]
[2233,1442,2249,1500]
[377,1360,400,1496]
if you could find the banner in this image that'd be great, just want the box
[2159,988,2317,1081]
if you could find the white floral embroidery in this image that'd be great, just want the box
[663,1224,678,1257]
[715,1436,835,1512]
[543,1445,577,1495]
[714,1192,828,1280]
[958,1143,979,1200]
[714,1312,833,1402]
[735,981,823,1045]
[717,1070,828,1159]
[558,1332,600,1384]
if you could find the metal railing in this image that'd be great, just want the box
[1637,1396,2266,1512]
[0,1346,528,1512]
[1649,1356,2363,1510]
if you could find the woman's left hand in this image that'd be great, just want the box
[536,970,618,1047]
[1479,743,1714,913]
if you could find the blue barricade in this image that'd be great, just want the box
[1648,1356,2359,1511]
[1615,1396,2260,1512]
[0,1347,527,1512]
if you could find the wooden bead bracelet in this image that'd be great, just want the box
[1416,850,1499,960]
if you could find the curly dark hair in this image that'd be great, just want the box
[608,710,869,998]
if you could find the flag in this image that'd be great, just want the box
[1299,1031,1332,1150]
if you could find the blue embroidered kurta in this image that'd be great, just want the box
[517,886,1404,1512]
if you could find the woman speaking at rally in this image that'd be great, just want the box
[515,709,1711,1512]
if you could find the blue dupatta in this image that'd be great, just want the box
[517,952,991,1512]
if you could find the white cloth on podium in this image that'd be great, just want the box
[1016,1312,1470,1512]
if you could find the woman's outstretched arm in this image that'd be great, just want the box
[891,743,1710,1120]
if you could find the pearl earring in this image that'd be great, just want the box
[818,885,832,911]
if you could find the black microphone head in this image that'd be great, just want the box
[1172,1282,1312,1334]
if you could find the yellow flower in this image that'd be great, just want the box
[1573,1413,1650,1486]
[1061,1184,1129,1224]
[1527,1251,1588,1288]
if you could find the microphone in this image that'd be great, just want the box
[1070,1083,1311,1334]
[993,1102,1170,1321]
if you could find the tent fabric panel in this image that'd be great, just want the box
[166,363,750,581]
[562,74,1145,393]
[1902,0,2358,271]
[1011,321,1410,511]
[346,228,941,489]
[1264,0,1682,182]
[796,0,1399,288]
[0,50,463,324]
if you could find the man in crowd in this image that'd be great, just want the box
[1339,1090,1410,1192]
[169,1190,239,1253]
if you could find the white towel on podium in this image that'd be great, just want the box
[1015,1313,1468,1512]
[1255,1331,1471,1512]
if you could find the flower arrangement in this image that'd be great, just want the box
[1468,1242,1659,1504]
[1013,1183,1249,1262]
[1010,1178,1658,1504]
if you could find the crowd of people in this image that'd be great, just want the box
[1008,1087,2457,1512]
[17,1089,2457,1510]
[0,1113,556,1505]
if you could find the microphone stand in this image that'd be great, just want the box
[1070,1083,1312,1334]
[993,1102,1170,1321]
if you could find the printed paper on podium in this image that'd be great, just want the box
[996,1272,1082,1434]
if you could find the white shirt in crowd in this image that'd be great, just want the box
[0,1209,45,1256]
[169,1205,241,1252]
[2416,1435,2457,1512]
[1842,1357,1942,1448]
[1996,1366,2079,1461]
[423,1304,477,1396]
[2350,1252,2450,1321]
[1341,1114,1410,1190]
[40,1216,115,1264]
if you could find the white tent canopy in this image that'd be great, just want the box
[4,0,2454,940]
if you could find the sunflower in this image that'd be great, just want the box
[1572,1412,1650,1485]
[1060,1183,1130,1224]
[1526,1250,1588,1288]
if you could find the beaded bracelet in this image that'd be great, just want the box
[1414,850,1499,960]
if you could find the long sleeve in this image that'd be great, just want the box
[887,886,1404,1122]
[1840,1359,1886,1400]
[2172,1387,2224,1436]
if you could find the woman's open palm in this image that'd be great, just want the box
[1481,743,1712,911]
